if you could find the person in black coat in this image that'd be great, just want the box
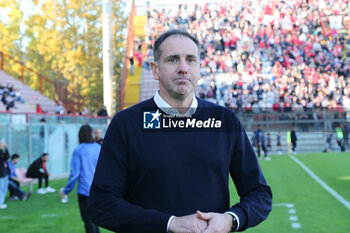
[0,141,10,208]
[97,106,108,117]
[291,127,297,154]
[26,153,56,194]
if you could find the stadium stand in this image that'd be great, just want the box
[0,70,57,113]
[129,0,350,153]
[135,0,350,119]
[140,66,159,101]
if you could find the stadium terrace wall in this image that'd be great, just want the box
[0,120,108,177]
[0,112,348,177]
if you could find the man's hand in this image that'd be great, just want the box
[168,213,208,233]
[196,211,232,233]
[12,177,22,183]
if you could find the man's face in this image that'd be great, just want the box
[95,129,101,139]
[42,155,49,162]
[151,35,201,99]
[12,158,19,164]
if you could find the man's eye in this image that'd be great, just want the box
[188,58,196,63]
[168,58,178,62]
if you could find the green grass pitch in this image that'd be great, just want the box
[1,152,350,233]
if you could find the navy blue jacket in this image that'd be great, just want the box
[89,98,272,233]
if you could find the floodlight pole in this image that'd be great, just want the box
[102,0,113,116]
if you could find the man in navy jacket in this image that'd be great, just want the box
[89,30,272,233]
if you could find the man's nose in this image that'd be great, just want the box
[177,59,188,73]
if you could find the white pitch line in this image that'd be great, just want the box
[273,203,294,208]
[273,203,302,229]
[41,214,58,218]
[0,216,17,220]
[290,155,350,211]
[292,223,302,229]
[288,209,296,214]
[0,214,58,220]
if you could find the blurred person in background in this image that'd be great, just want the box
[255,125,270,160]
[7,153,31,201]
[276,131,282,154]
[266,132,272,153]
[55,101,65,114]
[26,153,56,194]
[97,105,108,117]
[342,123,349,149]
[60,124,101,233]
[0,140,9,209]
[291,127,298,154]
[94,128,103,145]
[335,124,345,152]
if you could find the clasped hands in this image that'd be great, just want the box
[168,210,233,233]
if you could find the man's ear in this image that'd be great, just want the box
[151,61,159,80]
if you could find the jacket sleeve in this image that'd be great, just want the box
[88,114,171,233]
[63,148,81,195]
[229,121,272,231]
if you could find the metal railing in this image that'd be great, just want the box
[0,111,110,124]
[0,121,109,176]
[0,51,83,113]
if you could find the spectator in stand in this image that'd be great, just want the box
[60,125,101,233]
[94,128,103,145]
[26,153,56,194]
[36,104,45,114]
[1,92,15,110]
[129,55,135,75]
[8,87,25,104]
[55,101,65,114]
[141,1,350,117]
[0,140,9,209]
[97,105,108,117]
[7,154,31,201]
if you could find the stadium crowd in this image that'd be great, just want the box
[135,0,350,120]
[0,83,25,111]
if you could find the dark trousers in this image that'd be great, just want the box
[8,179,25,198]
[38,173,48,188]
[292,141,297,152]
[26,171,48,189]
[78,194,100,233]
[256,144,267,158]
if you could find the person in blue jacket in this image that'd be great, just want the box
[89,29,272,233]
[8,153,31,201]
[60,124,101,233]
